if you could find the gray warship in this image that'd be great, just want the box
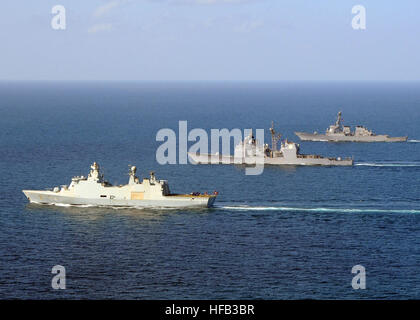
[188,123,353,166]
[23,162,217,208]
[295,111,408,142]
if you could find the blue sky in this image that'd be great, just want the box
[0,0,419,81]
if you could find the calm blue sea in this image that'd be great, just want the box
[0,81,420,299]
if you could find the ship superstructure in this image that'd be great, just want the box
[23,162,217,208]
[188,123,353,166]
[295,111,407,142]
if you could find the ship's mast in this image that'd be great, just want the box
[128,165,138,184]
[89,162,102,181]
[335,111,343,127]
[269,121,281,152]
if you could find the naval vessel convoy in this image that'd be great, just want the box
[188,123,353,166]
[23,113,409,209]
[295,111,408,142]
[23,162,217,208]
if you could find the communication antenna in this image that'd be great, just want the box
[270,121,281,152]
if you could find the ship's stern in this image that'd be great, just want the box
[206,195,217,208]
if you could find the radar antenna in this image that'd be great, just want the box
[128,164,137,175]
[269,121,282,152]
[128,165,138,184]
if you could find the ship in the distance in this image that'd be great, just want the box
[188,122,353,166]
[295,111,408,142]
[23,162,217,208]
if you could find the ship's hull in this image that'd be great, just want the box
[188,153,353,166]
[23,190,216,208]
[295,132,408,142]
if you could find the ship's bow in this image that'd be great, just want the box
[22,190,41,203]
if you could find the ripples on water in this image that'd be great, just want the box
[1,82,420,299]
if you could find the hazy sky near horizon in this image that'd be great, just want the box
[1,0,419,81]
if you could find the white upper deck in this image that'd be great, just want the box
[52,162,171,200]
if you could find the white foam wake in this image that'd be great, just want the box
[29,201,182,211]
[219,206,420,214]
[50,203,95,208]
[355,162,420,167]
[408,139,420,143]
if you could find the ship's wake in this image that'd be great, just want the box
[27,201,420,214]
[355,161,420,167]
[408,139,420,143]
[218,205,420,214]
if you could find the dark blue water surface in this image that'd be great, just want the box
[1,81,420,299]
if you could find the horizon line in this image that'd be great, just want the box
[1,79,420,83]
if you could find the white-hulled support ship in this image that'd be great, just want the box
[295,111,408,142]
[188,123,353,166]
[23,163,217,208]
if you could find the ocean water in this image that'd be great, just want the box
[0,81,420,299]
